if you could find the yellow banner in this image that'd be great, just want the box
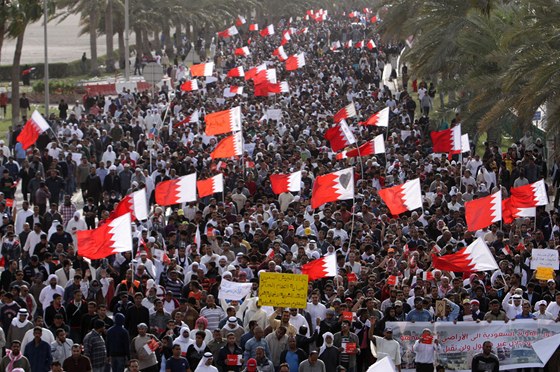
[258,272,308,309]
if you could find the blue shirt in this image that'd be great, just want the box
[406,309,433,322]
[166,356,190,372]
[286,351,300,372]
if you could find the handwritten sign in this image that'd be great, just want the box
[258,272,308,309]
[531,249,559,269]
[218,279,252,301]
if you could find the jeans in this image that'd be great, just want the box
[111,356,127,372]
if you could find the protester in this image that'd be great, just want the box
[1,7,556,372]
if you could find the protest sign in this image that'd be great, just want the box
[218,279,252,301]
[530,249,559,269]
[266,109,283,121]
[387,320,560,372]
[258,272,308,308]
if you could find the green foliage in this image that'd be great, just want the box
[380,0,560,137]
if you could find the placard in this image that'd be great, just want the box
[266,109,283,121]
[258,272,308,308]
[531,249,559,269]
[218,279,252,301]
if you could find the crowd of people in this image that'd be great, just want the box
[0,7,555,372]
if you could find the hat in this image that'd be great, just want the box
[247,358,257,371]
[228,316,237,323]
[536,300,547,307]
[394,300,403,307]
[512,294,522,300]
[288,225,294,230]
[18,309,28,315]
[204,352,213,358]
[345,297,353,302]
[548,279,555,283]
[414,296,424,303]
[385,327,393,332]
[462,299,471,305]
[137,323,148,329]
[470,299,480,305]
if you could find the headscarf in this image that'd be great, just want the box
[173,326,193,355]
[6,348,23,371]
[319,332,334,356]
[196,316,208,330]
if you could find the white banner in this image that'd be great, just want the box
[387,320,560,372]
[218,279,252,301]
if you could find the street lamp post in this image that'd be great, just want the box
[124,0,130,81]
[43,0,49,116]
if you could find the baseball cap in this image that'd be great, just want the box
[247,358,257,371]
[394,300,403,307]
[137,323,148,329]
[385,327,393,332]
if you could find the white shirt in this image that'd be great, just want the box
[546,301,560,318]
[65,218,87,245]
[373,336,402,365]
[502,293,523,319]
[23,230,42,256]
[306,302,327,331]
[412,339,440,363]
[15,209,33,235]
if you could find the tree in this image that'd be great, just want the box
[8,0,46,125]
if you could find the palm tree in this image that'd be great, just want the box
[8,0,47,125]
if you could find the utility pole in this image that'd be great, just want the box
[124,0,130,81]
[44,0,49,115]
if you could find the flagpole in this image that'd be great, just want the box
[356,142,365,180]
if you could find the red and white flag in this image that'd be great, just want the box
[204,106,242,136]
[348,11,359,18]
[366,39,376,50]
[235,15,246,26]
[77,213,133,260]
[334,102,357,123]
[245,64,266,80]
[298,27,309,35]
[281,30,291,45]
[180,79,198,92]
[17,110,50,150]
[260,24,275,37]
[311,167,354,209]
[370,15,378,23]
[509,179,548,207]
[190,62,214,77]
[218,25,239,38]
[331,41,341,51]
[344,40,353,49]
[378,178,423,215]
[197,174,224,198]
[355,40,364,48]
[224,86,244,97]
[273,45,288,61]
[324,120,356,152]
[359,107,389,127]
[234,46,251,56]
[302,254,337,280]
[422,271,435,281]
[211,132,243,159]
[268,81,290,94]
[270,171,302,194]
[108,188,149,221]
[502,197,536,224]
[430,124,462,154]
[254,69,277,85]
[336,134,385,160]
[432,237,499,273]
[174,110,199,127]
[285,53,305,71]
[465,191,502,231]
[155,173,197,206]
[227,66,245,78]
[249,23,259,31]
